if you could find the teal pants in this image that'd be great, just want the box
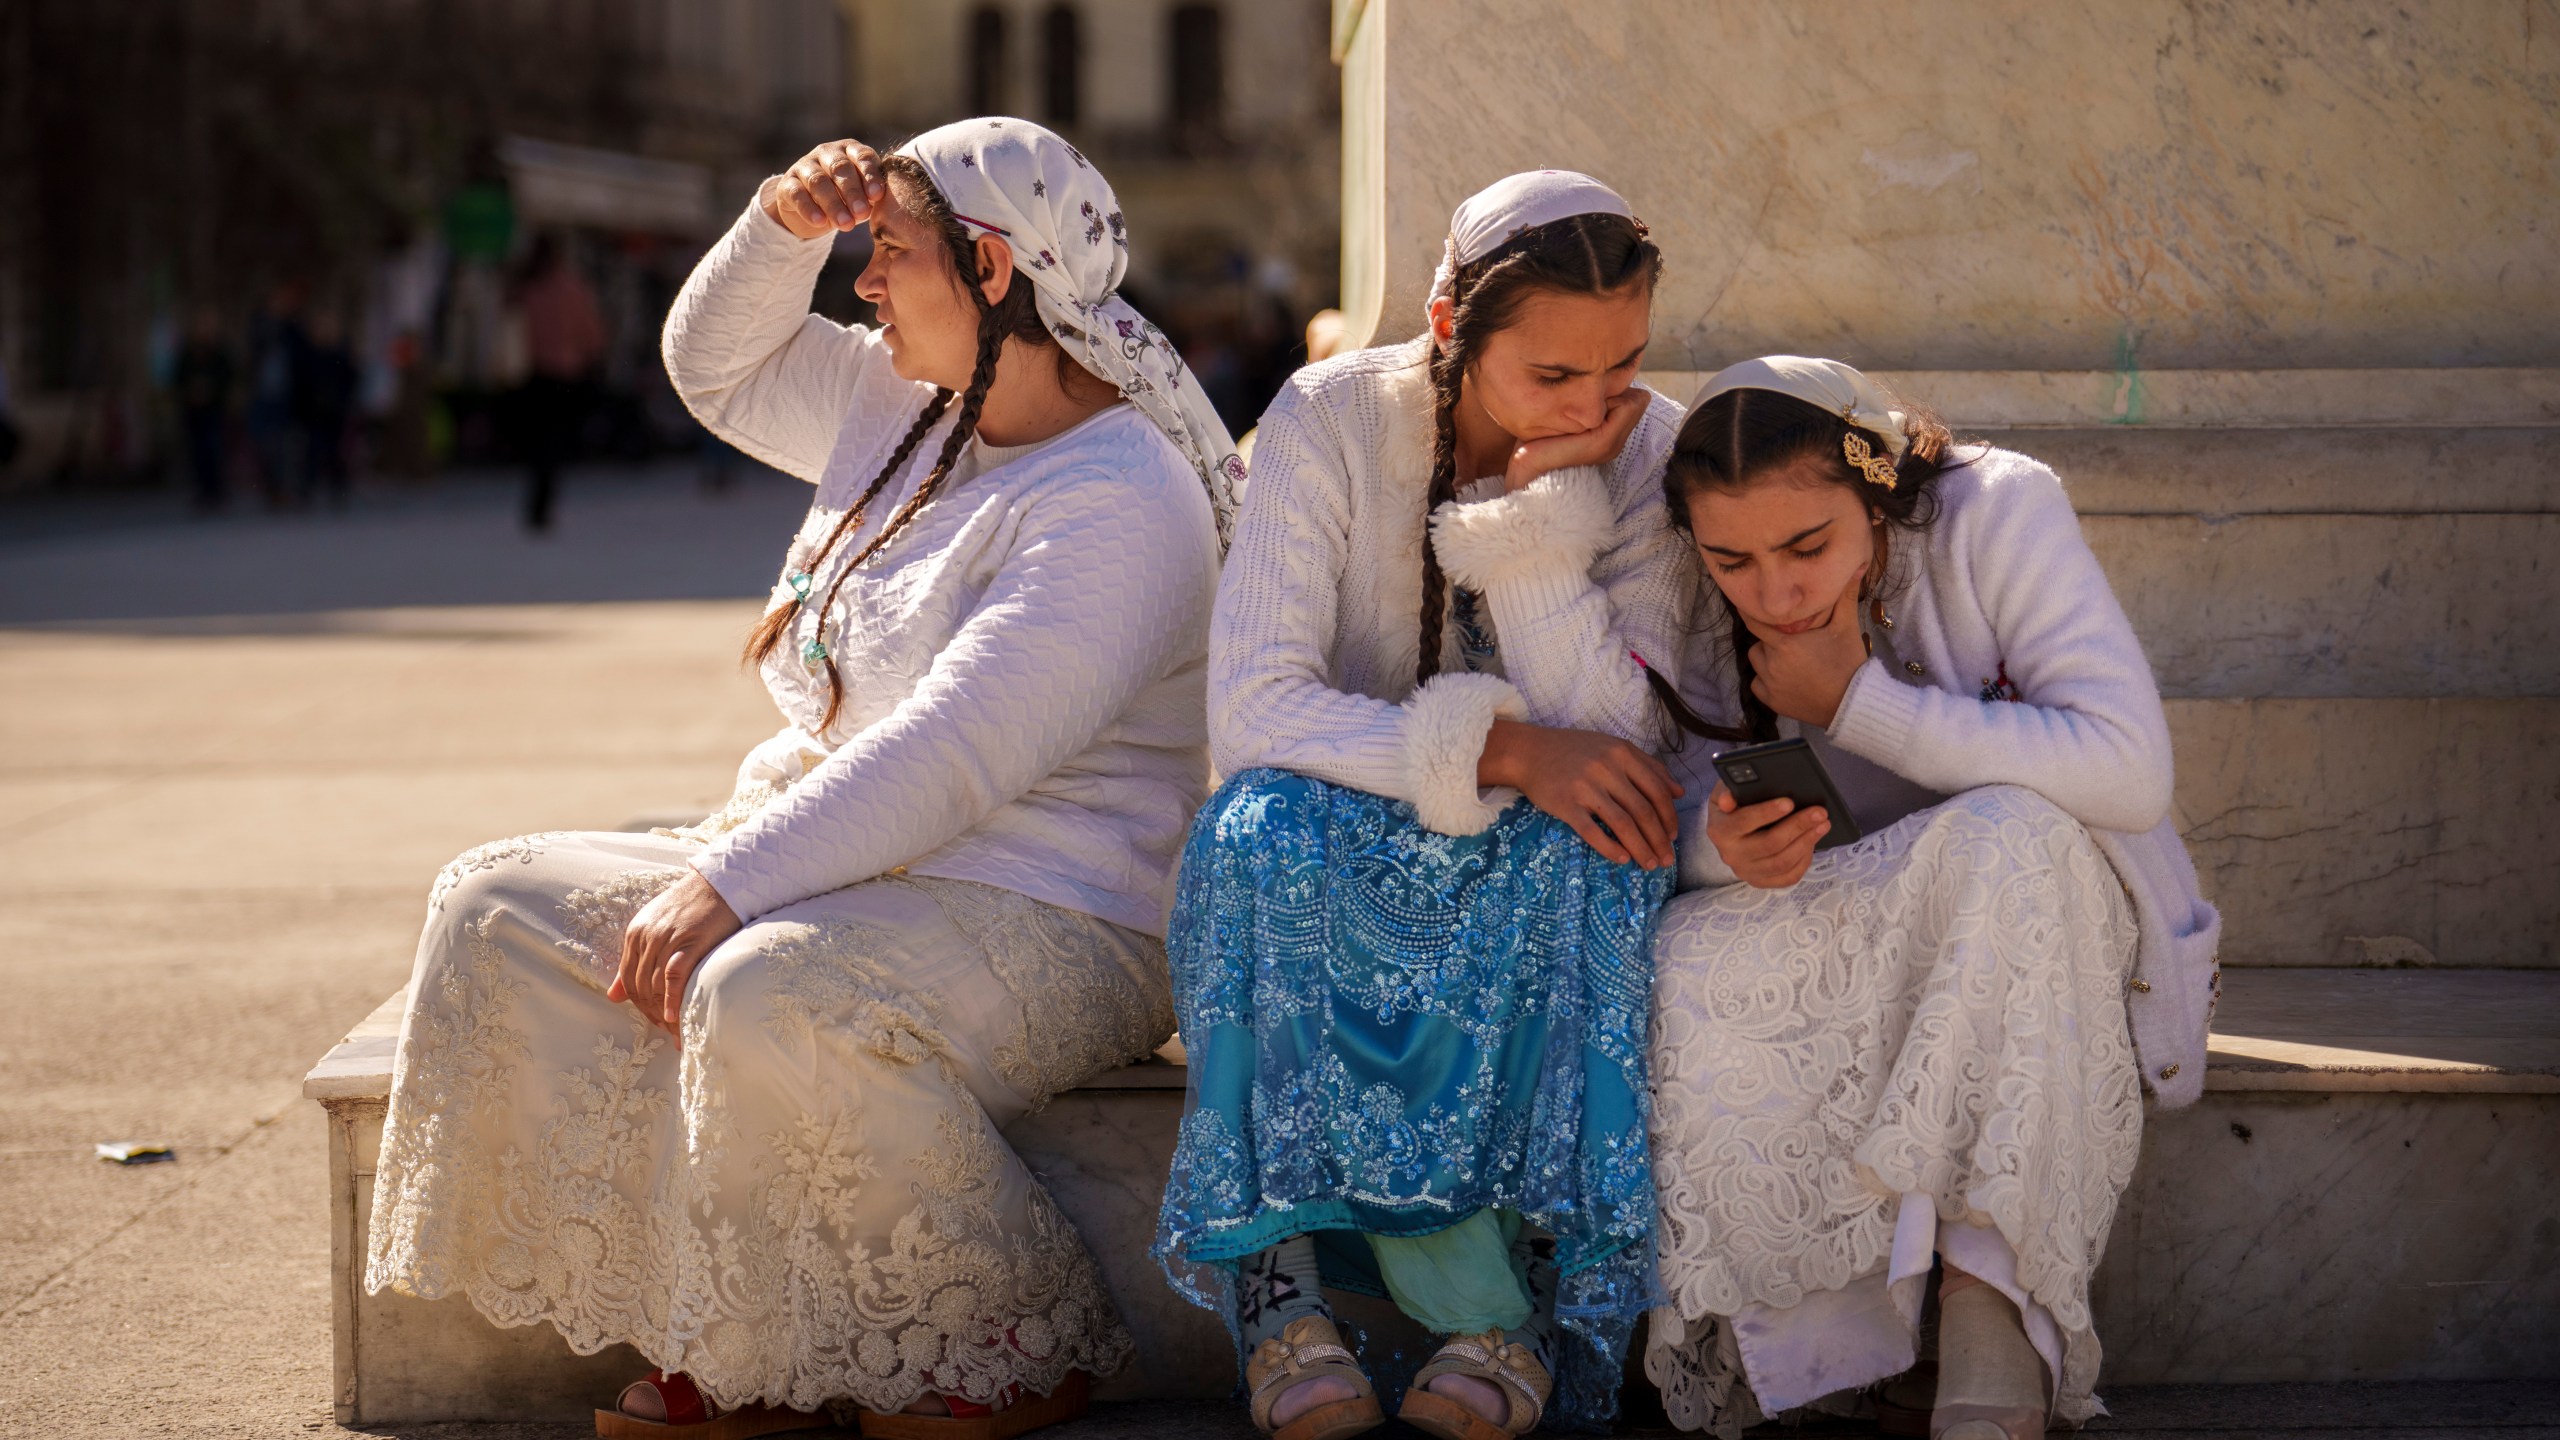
[1368,1208,1532,1333]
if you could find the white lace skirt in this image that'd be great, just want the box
[1642,786,2143,1433]
[363,829,1173,1414]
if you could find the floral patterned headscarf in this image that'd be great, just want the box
[899,117,1244,546]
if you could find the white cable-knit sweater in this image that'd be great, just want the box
[1210,337,1696,833]
[1668,446,2224,1105]
[662,200,1221,935]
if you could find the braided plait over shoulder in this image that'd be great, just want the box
[743,152,1053,733]
[1413,211,1661,684]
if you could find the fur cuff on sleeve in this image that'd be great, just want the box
[1427,467,1616,592]
[1400,672,1530,835]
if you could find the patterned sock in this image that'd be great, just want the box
[1237,1233,1331,1351]
[1502,1231,1560,1377]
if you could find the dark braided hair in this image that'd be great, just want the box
[744,152,1082,732]
[1417,212,1661,683]
[1644,385,1965,744]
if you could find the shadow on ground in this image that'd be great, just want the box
[0,462,809,626]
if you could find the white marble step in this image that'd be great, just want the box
[1974,425,2560,517]
[2083,512,2558,698]
[2166,698,2555,970]
[303,968,2559,1421]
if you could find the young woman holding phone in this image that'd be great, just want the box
[1636,358,2221,1440]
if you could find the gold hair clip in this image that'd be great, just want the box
[1843,431,1898,490]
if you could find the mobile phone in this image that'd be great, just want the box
[1711,737,1862,851]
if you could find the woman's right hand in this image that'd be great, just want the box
[1703,782,1830,888]
[1479,718,1682,869]
[760,139,888,239]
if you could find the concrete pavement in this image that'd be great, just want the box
[0,466,800,1436]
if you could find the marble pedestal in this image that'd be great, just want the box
[307,969,2559,1422]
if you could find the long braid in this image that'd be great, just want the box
[1413,211,1658,686]
[743,150,1050,734]
[801,260,1007,732]
[742,389,951,671]
[1416,337,1466,684]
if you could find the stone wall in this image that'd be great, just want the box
[1336,0,2560,370]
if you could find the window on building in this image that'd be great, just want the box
[1167,3,1224,145]
[968,5,1008,116]
[1041,5,1081,126]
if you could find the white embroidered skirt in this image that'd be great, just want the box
[363,829,1173,1414]
[1642,786,2143,1433]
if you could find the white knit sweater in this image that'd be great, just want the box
[1209,337,1695,832]
[663,200,1221,935]
[1668,446,2224,1106]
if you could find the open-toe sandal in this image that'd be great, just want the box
[594,1370,827,1439]
[856,1369,1091,1440]
[1396,1331,1549,1440]
[1247,1316,1385,1440]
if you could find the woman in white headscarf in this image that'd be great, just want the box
[1633,359,2220,1440]
[1154,172,1697,1440]
[363,118,1229,1437]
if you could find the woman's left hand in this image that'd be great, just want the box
[1503,388,1651,492]
[1747,570,1870,729]
[610,869,744,1037]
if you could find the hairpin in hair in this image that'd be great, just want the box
[1842,431,1898,490]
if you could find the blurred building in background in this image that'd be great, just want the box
[836,0,1341,433]
[0,0,1339,494]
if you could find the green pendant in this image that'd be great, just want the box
[800,635,829,667]
[787,570,813,601]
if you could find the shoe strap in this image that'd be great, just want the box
[632,1369,715,1426]
[1411,1332,1550,1434]
[1246,1316,1374,1433]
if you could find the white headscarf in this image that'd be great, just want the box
[899,117,1244,545]
[1692,355,1912,458]
[1425,170,1638,340]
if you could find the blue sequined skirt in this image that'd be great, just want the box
[1152,770,1670,1429]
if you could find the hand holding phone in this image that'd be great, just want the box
[1704,786,1831,889]
[1706,737,1862,889]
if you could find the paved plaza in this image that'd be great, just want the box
[0,467,2550,1437]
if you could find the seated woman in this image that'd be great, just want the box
[1155,173,1695,1440]
[363,119,1233,1439]
[1635,359,2222,1440]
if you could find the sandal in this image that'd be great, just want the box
[1247,1316,1385,1440]
[856,1370,1090,1440]
[594,1370,827,1439]
[1397,1332,1550,1440]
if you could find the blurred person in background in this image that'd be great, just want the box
[297,310,361,507]
[0,348,16,476]
[245,281,311,507]
[510,232,607,532]
[377,329,436,483]
[1304,307,1347,365]
[172,306,236,512]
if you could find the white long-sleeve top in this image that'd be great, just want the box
[1668,446,2224,1105]
[662,200,1220,935]
[1209,337,1695,833]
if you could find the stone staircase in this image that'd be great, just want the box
[1975,422,2560,1387]
[301,409,2559,1424]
